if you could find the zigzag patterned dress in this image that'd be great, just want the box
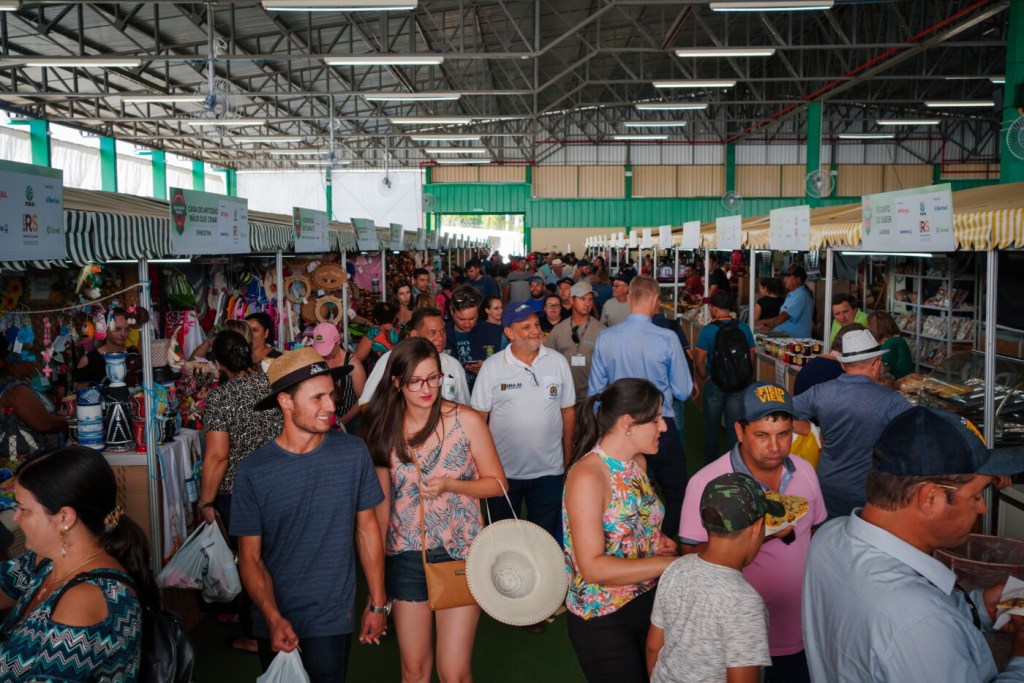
[0,553,142,683]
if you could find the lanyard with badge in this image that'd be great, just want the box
[570,320,590,367]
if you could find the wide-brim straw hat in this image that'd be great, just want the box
[254,346,351,411]
[836,329,887,363]
[466,519,568,626]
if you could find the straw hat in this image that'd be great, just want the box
[254,346,351,411]
[466,519,568,626]
[835,329,887,363]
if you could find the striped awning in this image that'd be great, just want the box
[249,222,295,253]
[67,210,172,264]
[962,208,1024,250]
[810,222,862,250]
[329,229,358,252]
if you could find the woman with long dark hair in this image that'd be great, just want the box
[563,378,680,683]
[362,338,506,683]
[354,301,401,372]
[245,311,282,372]
[394,280,415,331]
[0,446,159,681]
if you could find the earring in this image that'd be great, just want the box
[625,429,632,436]
[60,526,69,558]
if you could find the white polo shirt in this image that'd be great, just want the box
[470,345,575,479]
[360,350,470,405]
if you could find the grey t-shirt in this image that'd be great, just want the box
[651,554,772,683]
[600,298,631,327]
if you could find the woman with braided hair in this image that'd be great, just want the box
[0,445,158,682]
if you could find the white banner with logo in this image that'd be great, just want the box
[861,184,954,252]
[0,160,65,261]
[769,205,811,252]
[293,207,330,253]
[716,215,743,251]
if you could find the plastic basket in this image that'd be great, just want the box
[933,534,1024,591]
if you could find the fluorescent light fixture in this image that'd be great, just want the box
[263,0,416,9]
[434,159,491,164]
[841,251,933,258]
[23,57,142,68]
[122,94,205,104]
[0,1,19,11]
[409,134,482,141]
[233,136,304,143]
[268,148,324,155]
[362,92,461,102]
[390,116,473,125]
[635,102,708,111]
[875,119,940,126]
[710,1,834,11]
[991,76,1006,84]
[623,121,687,128]
[924,100,994,108]
[675,48,775,58]
[612,134,669,141]
[324,55,444,66]
[653,80,736,89]
[295,160,350,166]
[181,117,268,127]
[837,133,895,139]
[422,147,489,154]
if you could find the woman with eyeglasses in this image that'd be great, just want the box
[361,338,507,683]
[540,294,564,336]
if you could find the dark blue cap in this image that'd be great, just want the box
[502,301,537,328]
[741,382,796,422]
[873,406,1024,477]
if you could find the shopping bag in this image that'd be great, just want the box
[256,650,311,683]
[156,523,242,603]
[202,521,243,603]
[156,524,210,591]
[791,423,822,470]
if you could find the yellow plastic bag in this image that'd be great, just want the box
[791,423,822,470]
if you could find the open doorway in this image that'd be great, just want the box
[440,214,525,257]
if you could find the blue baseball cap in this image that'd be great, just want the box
[741,382,796,422]
[502,301,537,328]
[873,406,1024,477]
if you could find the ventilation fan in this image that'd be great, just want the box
[721,190,743,212]
[1007,116,1024,162]
[378,174,395,196]
[422,193,437,212]
[189,29,243,132]
[805,169,834,199]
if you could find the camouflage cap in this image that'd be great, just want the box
[699,472,786,534]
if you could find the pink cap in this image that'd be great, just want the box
[311,322,340,357]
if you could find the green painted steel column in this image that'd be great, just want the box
[9,119,51,166]
[524,165,533,252]
[99,137,118,192]
[1002,0,1024,183]
[806,102,823,207]
[192,160,206,191]
[725,143,736,193]
[424,165,432,184]
[933,163,942,184]
[326,167,333,217]
[625,164,633,198]
[224,169,237,196]
[151,151,167,200]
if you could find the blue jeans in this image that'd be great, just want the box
[702,379,745,465]
[486,475,563,545]
[258,635,351,683]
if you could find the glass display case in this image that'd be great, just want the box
[917,350,1024,446]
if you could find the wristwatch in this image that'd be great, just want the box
[367,599,391,616]
[199,501,216,511]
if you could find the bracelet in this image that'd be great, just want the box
[367,598,392,616]
[199,501,216,510]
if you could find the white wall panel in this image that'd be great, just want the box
[116,154,154,198]
[50,143,102,191]
[692,145,725,165]
[332,169,423,231]
[0,126,32,164]
[765,145,802,165]
[166,166,193,194]
[239,170,326,214]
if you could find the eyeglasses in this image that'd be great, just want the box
[452,294,480,308]
[544,303,561,309]
[407,374,443,391]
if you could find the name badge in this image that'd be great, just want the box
[571,354,586,367]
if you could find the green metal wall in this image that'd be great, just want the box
[423,183,531,214]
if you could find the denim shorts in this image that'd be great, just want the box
[385,548,456,603]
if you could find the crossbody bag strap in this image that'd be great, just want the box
[53,569,138,606]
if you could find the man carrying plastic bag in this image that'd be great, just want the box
[157,521,241,603]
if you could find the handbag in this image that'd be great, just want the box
[414,450,476,611]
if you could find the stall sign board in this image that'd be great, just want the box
[352,217,380,251]
[0,160,65,261]
[681,221,701,250]
[659,225,672,250]
[641,228,653,249]
[716,215,743,251]
[769,205,811,252]
[293,207,329,253]
[861,184,954,252]
[417,228,427,251]
[169,187,248,254]
[388,223,404,251]
[628,232,638,248]
[429,229,440,250]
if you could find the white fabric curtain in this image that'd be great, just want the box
[238,170,327,214]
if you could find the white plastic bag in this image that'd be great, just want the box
[256,650,311,683]
[156,523,242,603]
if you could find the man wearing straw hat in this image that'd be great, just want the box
[793,329,911,518]
[230,347,388,682]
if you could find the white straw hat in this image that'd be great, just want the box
[836,329,887,363]
[466,519,568,626]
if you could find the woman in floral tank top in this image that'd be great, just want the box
[362,338,507,683]
[563,378,681,683]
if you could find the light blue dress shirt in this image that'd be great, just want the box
[803,511,1024,682]
[776,285,814,337]
[588,314,692,420]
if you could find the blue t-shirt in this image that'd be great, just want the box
[465,275,499,299]
[696,319,756,377]
[230,430,384,639]
[776,286,814,338]
[794,356,843,396]
[592,283,613,309]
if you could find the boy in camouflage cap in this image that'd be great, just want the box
[647,473,783,682]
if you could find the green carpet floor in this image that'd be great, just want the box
[194,401,717,681]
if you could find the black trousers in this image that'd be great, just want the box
[566,589,655,683]
[646,417,688,540]
[765,650,811,683]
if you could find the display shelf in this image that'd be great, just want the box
[900,274,977,282]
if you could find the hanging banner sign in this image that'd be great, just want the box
[861,183,954,252]
[681,221,701,250]
[628,232,638,248]
[388,223,404,251]
[0,160,65,261]
[352,217,380,251]
[659,225,672,250]
[293,207,329,253]
[416,227,427,251]
[169,187,248,255]
[429,229,440,250]
[716,215,743,251]
[769,205,811,252]
[641,228,653,249]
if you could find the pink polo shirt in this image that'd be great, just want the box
[679,449,827,656]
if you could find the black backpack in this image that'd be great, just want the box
[710,319,754,392]
[56,570,197,683]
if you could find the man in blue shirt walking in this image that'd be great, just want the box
[589,275,693,537]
